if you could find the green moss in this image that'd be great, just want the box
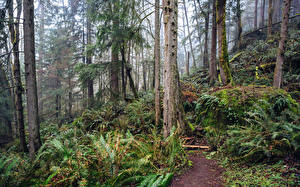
[196,86,300,128]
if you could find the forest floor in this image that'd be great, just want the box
[170,151,225,187]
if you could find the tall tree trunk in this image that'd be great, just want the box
[182,8,189,74]
[163,0,185,138]
[261,0,266,27]
[123,48,138,99]
[210,0,217,85]
[273,0,291,88]
[217,0,232,84]
[86,15,94,107]
[203,1,210,69]
[237,0,242,49]
[255,0,259,29]
[8,0,28,152]
[121,45,126,99]
[268,0,273,37]
[186,51,190,76]
[23,0,41,159]
[192,0,202,43]
[273,0,281,22]
[183,0,196,68]
[38,0,44,118]
[142,48,147,91]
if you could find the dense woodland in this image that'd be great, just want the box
[0,0,300,186]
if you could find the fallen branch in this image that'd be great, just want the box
[182,145,210,149]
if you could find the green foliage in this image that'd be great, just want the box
[1,100,185,186]
[196,86,300,161]
[222,161,300,186]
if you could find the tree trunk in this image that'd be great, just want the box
[183,0,196,68]
[203,1,210,69]
[261,0,266,27]
[210,0,217,85]
[255,0,259,29]
[87,15,94,107]
[273,0,291,88]
[8,0,28,152]
[273,0,281,22]
[268,0,273,37]
[23,0,41,159]
[121,45,126,99]
[163,0,185,138]
[186,51,190,76]
[237,0,242,49]
[123,49,138,98]
[192,0,202,43]
[217,0,232,85]
[154,0,161,126]
[38,0,44,118]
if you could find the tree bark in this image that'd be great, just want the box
[23,0,41,159]
[38,0,44,118]
[273,0,291,88]
[210,0,217,85]
[183,0,196,68]
[203,1,210,69]
[237,0,242,49]
[86,15,94,107]
[268,0,273,37]
[186,51,190,76]
[261,0,266,27]
[217,0,232,85]
[255,0,259,29]
[8,0,28,152]
[163,0,185,138]
[154,0,161,126]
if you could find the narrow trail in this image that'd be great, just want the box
[170,152,225,187]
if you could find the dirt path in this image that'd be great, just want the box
[170,152,225,187]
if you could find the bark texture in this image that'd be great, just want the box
[154,0,161,126]
[86,15,94,107]
[255,0,259,29]
[8,0,28,152]
[23,0,42,159]
[210,0,217,85]
[261,0,266,27]
[163,0,184,138]
[217,0,232,85]
[203,1,210,69]
[268,0,273,37]
[237,0,242,49]
[273,0,291,88]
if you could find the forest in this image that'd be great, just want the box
[0,0,300,186]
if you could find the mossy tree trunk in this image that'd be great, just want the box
[268,0,273,37]
[163,0,184,138]
[217,0,232,85]
[210,0,217,85]
[273,0,291,88]
[23,0,42,159]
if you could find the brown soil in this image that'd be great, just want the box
[170,152,225,187]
